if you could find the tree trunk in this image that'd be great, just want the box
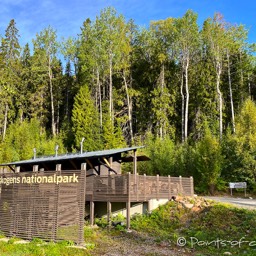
[227,51,235,133]
[184,60,189,140]
[3,103,8,141]
[109,55,113,125]
[97,68,102,129]
[181,71,185,143]
[216,63,223,139]
[248,74,251,99]
[49,56,56,136]
[159,64,165,139]
[56,100,60,135]
[239,51,244,101]
[123,71,133,145]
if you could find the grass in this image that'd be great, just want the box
[0,240,90,256]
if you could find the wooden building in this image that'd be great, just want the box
[0,146,194,229]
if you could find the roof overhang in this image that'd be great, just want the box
[0,146,145,169]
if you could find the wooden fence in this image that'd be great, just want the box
[0,170,86,245]
[86,174,194,202]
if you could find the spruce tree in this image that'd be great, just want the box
[72,85,102,151]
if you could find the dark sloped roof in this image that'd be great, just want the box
[0,146,144,167]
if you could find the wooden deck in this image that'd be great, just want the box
[86,173,194,202]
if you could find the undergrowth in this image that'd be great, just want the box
[130,199,256,255]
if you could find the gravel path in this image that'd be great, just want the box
[92,230,193,256]
[204,196,256,210]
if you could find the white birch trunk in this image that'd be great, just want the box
[227,51,235,133]
[184,59,189,140]
[181,71,185,143]
[3,103,8,141]
[216,61,223,139]
[49,55,56,136]
[123,71,133,144]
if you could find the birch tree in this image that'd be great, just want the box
[32,26,59,136]
[202,14,226,139]
[225,24,248,133]
[175,10,199,141]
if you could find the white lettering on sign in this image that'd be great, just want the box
[229,182,247,189]
[0,173,79,186]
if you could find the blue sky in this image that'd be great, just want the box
[0,0,255,46]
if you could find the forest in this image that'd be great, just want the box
[0,7,256,194]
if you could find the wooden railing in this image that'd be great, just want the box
[86,174,194,202]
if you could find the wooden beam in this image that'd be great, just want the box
[86,159,99,175]
[86,159,94,169]
[99,159,117,174]
[8,165,15,173]
[103,157,111,167]
[69,159,78,170]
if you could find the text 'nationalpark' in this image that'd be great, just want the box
[0,173,79,186]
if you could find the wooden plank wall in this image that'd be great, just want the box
[0,169,86,245]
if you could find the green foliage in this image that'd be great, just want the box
[72,85,102,151]
[102,113,126,150]
[95,217,108,228]
[139,133,175,175]
[131,201,189,240]
[0,119,65,163]
[222,99,256,188]
[194,125,222,194]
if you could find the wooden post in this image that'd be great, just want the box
[144,174,146,201]
[56,164,61,172]
[107,201,112,226]
[190,176,194,196]
[156,174,159,200]
[179,176,182,194]
[79,163,87,244]
[33,165,38,172]
[136,173,139,201]
[90,201,94,226]
[15,166,20,173]
[168,175,171,200]
[54,164,62,241]
[126,172,131,230]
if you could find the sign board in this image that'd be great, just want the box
[229,182,247,189]
[0,170,86,244]
[229,182,247,196]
